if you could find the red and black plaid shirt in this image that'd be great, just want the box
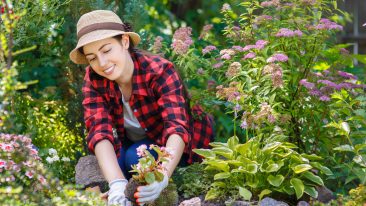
[82,52,214,164]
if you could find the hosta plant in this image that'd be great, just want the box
[194,135,332,202]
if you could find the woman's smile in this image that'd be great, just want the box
[103,65,115,75]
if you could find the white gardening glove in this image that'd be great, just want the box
[108,179,132,206]
[135,173,169,205]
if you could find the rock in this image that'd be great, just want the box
[316,186,335,203]
[259,197,289,206]
[75,155,106,188]
[232,201,251,206]
[297,201,310,206]
[179,197,201,206]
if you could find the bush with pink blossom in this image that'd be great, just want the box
[152,0,366,203]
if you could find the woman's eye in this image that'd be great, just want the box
[103,49,111,53]
[88,57,96,62]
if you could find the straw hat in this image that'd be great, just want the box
[69,10,141,64]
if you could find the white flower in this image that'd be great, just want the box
[48,148,57,156]
[46,156,54,164]
[61,157,70,162]
[52,155,60,162]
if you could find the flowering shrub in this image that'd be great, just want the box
[130,144,173,184]
[0,133,105,205]
[153,0,366,201]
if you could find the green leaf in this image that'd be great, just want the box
[258,189,272,200]
[228,135,239,151]
[313,62,330,71]
[265,163,281,173]
[301,154,323,161]
[290,178,304,199]
[292,164,312,174]
[214,172,231,180]
[267,175,284,187]
[310,162,333,176]
[304,186,318,198]
[353,155,366,167]
[193,149,216,159]
[262,142,282,152]
[246,163,258,174]
[145,172,155,184]
[212,147,233,159]
[239,187,252,200]
[333,144,354,152]
[205,188,219,200]
[302,171,324,185]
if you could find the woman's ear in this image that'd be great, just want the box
[121,35,130,49]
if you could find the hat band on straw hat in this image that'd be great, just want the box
[77,22,126,40]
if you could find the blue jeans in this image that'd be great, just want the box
[117,138,158,179]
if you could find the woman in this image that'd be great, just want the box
[69,10,214,206]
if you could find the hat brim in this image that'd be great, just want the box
[69,30,140,64]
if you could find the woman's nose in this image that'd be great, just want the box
[98,55,108,67]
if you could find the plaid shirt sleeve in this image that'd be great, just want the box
[150,62,191,150]
[82,67,121,155]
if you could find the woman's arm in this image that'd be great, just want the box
[94,139,125,182]
[164,134,185,177]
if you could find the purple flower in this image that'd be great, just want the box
[299,79,315,89]
[254,15,273,24]
[202,45,217,55]
[267,53,289,63]
[242,45,256,52]
[268,114,276,123]
[275,28,303,37]
[240,120,248,129]
[232,46,243,52]
[337,71,358,80]
[221,53,231,60]
[337,82,353,90]
[243,52,256,59]
[309,89,322,97]
[172,27,193,55]
[197,68,205,75]
[319,95,331,102]
[315,18,343,31]
[199,24,213,39]
[255,40,268,49]
[317,79,338,88]
[213,62,224,68]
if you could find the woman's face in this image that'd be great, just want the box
[83,35,133,84]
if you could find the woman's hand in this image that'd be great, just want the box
[134,173,169,205]
[107,179,132,206]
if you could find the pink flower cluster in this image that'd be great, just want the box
[254,15,273,24]
[261,0,280,7]
[202,45,217,55]
[243,52,256,60]
[0,133,48,190]
[171,27,193,55]
[152,36,163,54]
[266,53,289,63]
[300,70,365,102]
[276,28,303,37]
[300,0,316,5]
[199,24,213,39]
[242,40,269,52]
[315,18,343,31]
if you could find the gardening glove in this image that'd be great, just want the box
[135,173,169,205]
[108,179,132,206]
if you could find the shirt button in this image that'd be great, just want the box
[133,109,137,113]
[144,128,148,131]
